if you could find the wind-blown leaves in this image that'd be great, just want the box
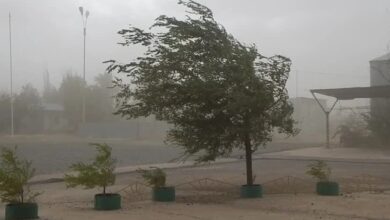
[106,0,297,163]
[64,143,116,194]
[0,146,39,203]
[138,167,166,188]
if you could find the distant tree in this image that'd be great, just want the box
[95,73,113,89]
[14,84,43,133]
[86,74,116,122]
[0,85,43,134]
[15,84,42,114]
[106,0,296,186]
[42,70,60,104]
[59,73,85,130]
[59,72,117,129]
[0,94,11,133]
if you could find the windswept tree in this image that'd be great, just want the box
[106,0,296,186]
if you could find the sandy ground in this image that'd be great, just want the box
[2,144,390,219]
[2,155,390,219]
[37,192,390,220]
[3,172,390,220]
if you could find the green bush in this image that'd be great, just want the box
[306,160,331,182]
[64,143,116,194]
[138,167,166,188]
[0,146,40,203]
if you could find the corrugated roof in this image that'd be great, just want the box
[311,85,390,100]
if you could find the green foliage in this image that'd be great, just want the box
[106,0,296,185]
[306,160,331,182]
[0,146,40,203]
[106,0,295,161]
[64,143,116,194]
[138,168,166,188]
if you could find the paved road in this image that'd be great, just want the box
[0,138,320,175]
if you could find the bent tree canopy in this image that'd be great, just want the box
[106,0,296,185]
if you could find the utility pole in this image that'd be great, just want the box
[79,7,90,123]
[9,13,14,136]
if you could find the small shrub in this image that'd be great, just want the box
[64,143,116,194]
[364,112,390,145]
[0,146,40,203]
[306,160,331,182]
[138,167,166,188]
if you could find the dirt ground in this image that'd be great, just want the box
[2,144,390,219]
[2,159,390,219]
[9,188,390,220]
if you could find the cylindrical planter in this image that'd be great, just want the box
[152,186,175,202]
[94,193,121,210]
[240,184,263,198]
[5,203,38,220]
[316,181,339,196]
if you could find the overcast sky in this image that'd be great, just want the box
[1,0,390,99]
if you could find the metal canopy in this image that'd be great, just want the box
[311,85,390,100]
[310,85,390,149]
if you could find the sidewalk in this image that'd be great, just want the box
[260,146,390,163]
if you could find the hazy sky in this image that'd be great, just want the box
[1,0,390,99]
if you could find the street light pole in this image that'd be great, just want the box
[79,7,89,124]
[9,13,14,136]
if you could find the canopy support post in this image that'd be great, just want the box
[311,91,338,148]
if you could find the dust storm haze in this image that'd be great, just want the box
[1,0,390,92]
[0,0,390,220]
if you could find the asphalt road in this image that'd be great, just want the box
[0,137,323,175]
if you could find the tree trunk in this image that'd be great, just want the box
[244,133,253,185]
[21,189,24,203]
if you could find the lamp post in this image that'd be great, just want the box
[9,13,14,136]
[78,6,89,123]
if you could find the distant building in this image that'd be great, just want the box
[370,53,390,118]
[42,103,68,133]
